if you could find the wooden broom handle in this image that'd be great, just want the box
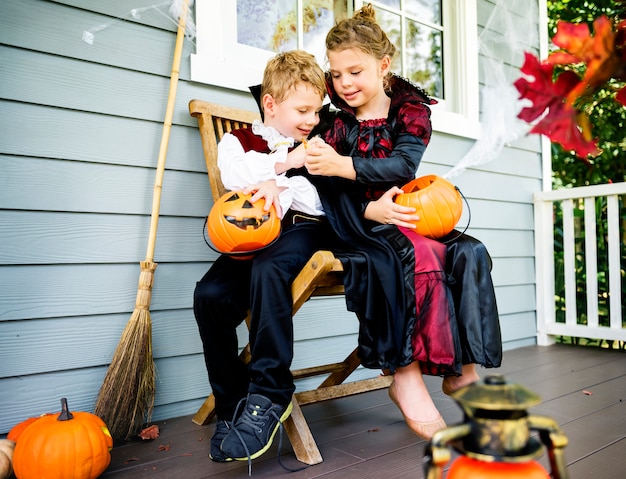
[145,0,190,262]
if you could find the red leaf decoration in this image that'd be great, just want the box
[515,53,556,122]
[549,16,621,106]
[531,105,600,158]
[138,424,160,440]
[514,15,626,159]
[616,86,626,106]
[515,53,599,157]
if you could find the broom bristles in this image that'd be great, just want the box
[94,307,156,440]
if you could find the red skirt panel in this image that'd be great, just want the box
[399,227,461,376]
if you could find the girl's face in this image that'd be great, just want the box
[262,83,322,142]
[327,47,390,114]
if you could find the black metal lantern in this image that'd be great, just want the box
[424,374,569,478]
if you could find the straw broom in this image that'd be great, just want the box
[94,0,190,441]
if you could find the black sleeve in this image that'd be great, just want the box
[353,132,426,187]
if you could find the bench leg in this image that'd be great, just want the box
[192,393,216,426]
[318,347,361,388]
[283,396,323,465]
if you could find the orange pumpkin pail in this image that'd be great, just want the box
[394,175,463,239]
[206,191,281,257]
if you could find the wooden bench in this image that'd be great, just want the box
[189,99,393,465]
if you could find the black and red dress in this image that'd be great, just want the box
[310,74,502,376]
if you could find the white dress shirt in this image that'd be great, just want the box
[217,121,324,218]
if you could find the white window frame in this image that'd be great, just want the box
[191,0,480,139]
[437,0,480,137]
[190,0,332,93]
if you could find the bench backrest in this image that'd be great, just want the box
[189,100,261,201]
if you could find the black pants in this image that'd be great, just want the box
[193,220,333,419]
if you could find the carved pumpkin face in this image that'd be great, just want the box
[394,175,462,239]
[207,191,281,255]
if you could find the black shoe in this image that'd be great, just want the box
[209,419,233,462]
[220,393,293,461]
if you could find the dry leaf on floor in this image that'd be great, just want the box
[138,424,160,440]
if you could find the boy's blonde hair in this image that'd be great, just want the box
[325,4,396,62]
[261,50,326,105]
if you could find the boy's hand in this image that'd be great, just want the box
[304,138,356,180]
[243,180,286,217]
[364,187,420,229]
[276,143,306,174]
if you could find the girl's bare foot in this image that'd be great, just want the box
[442,364,480,396]
[389,362,446,440]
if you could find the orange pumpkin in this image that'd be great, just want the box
[394,175,462,239]
[448,456,549,478]
[12,398,113,479]
[207,191,281,255]
[7,413,53,443]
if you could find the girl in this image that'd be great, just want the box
[305,4,502,440]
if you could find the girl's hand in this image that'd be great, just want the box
[304,138,356,179]
[364,186,420,229]
[243,180,286,217]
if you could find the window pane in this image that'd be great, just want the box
[303,0,335,65]
[376,0,401,9]
[236,0,297,52]
[374,8,402,73]
[405,19,443,98]
[236,0,334,60]
[405,0,441,25]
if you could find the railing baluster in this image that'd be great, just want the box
[584,196,599,329]
[562,199,577,328]
[607,194,622,332]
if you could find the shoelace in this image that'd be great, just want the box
[230,398,308,476]
[217,419,232,434]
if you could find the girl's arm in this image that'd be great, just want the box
[353,102,432,186]
[362,187,419,229]
[303,139,356,180]
[353,133,426,187]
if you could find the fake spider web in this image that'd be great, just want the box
[444,0,539,179]
[82,0,196,45]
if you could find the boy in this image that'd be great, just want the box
[193,50,331,464]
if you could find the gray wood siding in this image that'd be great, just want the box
[476,0,541,352]
[0,0,543,434]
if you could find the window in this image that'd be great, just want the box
[191,0,479,138]
[367,0,444,98]
[191,0,343,92]
[357,0,479,136]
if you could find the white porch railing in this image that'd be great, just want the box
[534,182,626,346]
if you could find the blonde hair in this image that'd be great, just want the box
[261,50,326,105]
[325,4,396,62]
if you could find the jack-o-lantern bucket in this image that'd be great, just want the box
[394,175,462,239]
[207,191,281,256]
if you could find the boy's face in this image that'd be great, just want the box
[263,82,323,142]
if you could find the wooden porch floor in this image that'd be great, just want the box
[101,344,626,478]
